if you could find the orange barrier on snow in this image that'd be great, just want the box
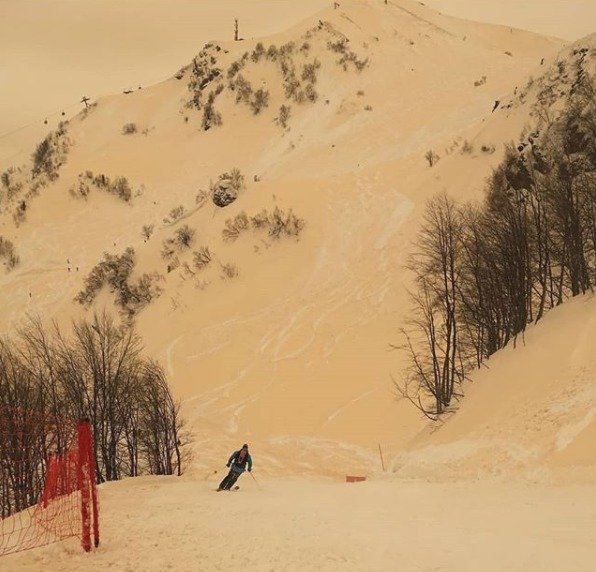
[0,409,99,557]
[345,475,367,483]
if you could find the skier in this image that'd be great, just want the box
[217,444,252,491]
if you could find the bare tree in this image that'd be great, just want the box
[398,67,595,418]
[0,312,188,517]
[399,194,465,416]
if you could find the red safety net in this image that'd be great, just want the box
[0,406,99,557]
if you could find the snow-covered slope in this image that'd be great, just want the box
[0,0,573,464]
[396,295,596,482]
[3,475,596,571]
[1,1,595,570]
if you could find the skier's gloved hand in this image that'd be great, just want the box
[248,468,252,472]
[226,464,230,468]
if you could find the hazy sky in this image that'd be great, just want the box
[1,0,593,161]
[0,0,328,160]
[424,0,596,40]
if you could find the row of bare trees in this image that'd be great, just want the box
[400,70,595,418]
[1,313,187,517]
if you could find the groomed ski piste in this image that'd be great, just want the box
[3,296,594,571]
[1,0,595,570]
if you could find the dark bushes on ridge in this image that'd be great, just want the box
[76,248,162,316]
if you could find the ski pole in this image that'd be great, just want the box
[249,471,262,489]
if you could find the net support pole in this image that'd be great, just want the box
[77,420,97,552]
[87,427,100,548]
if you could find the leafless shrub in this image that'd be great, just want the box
[251,89,270,115]
[230,74,269,115]
[161,225,195,266]
[364,105,373,111]
[193,247,212,270]
[32,122,71,182]
[280,57,293,77]
[327,39,348,54]
[474,76,487,87]
[202,91,223,130]
[222,211,249,241]
[226,62,240,80]
[304,83,318,103]
[70,171,132,202]
[220,262,238,280]
[110,177,133,202]
[267,207,305,239]
[1,167,24,201]
[122,123,138,135]
[338,51,369,72]
[227,59,246,79]
[164,205,185,224]
[70,171,93,199]
[251,42,266,63]
[279,42,295,57]
[195,189,208,206]
[130,273,164,307]
[250,209,270,229]
[76,248,163,315]
[0,236,20,270]
[181,262,195,277]
[245,206,307,239]
[7,251,19,269]
[239,75,255,104]
[301,59,321,84]
[481,144,496,154]
[142,224,155,240]
[461,140,474,154]
[166,258,180,273]
[75,248,136,307]
[276,105,292,128]
[175,225,195,249]
[266,45,279,61]
[12,201,27,227]
[425,149,440,167]
[357,90,365,97]
[161,241,177,261]
[283,75,301,101]
[185,46,223,112]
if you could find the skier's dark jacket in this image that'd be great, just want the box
[227,450,253,474]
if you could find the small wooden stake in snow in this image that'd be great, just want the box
[346,475,366,483]
[234,18,239,41]
[378,443,386,472]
